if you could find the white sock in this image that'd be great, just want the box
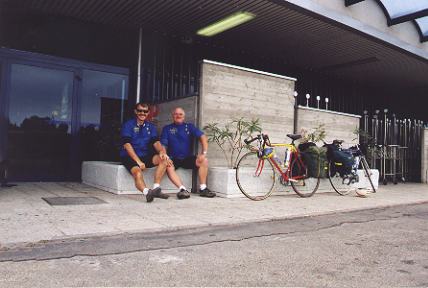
[143,188,149,195]
[153,183,160,189]
[179,185,186,191]
[200,184,207,190]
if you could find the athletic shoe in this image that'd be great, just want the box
[177,189,191,200]
[199,188,216,198]
[146,188,155,202]
[152,187,169,199]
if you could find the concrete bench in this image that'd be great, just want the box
[82,161,192,195]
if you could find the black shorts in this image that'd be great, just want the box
[172,156,197,169]
[121,154,156,172]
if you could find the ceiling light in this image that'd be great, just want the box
[197,11,256,37]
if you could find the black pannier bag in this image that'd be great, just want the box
[325,144,354,176]
[300,145,328,178]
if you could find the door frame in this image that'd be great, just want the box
[0,48,129,181]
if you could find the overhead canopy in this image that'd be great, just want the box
[415,16,428,42]
[1,0,428,90]
[346,0,428,42]
[377,0,428,25]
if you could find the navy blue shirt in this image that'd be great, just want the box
[120,119,158,158]
[160,122,204,159]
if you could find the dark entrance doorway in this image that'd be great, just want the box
[0,48,129,181]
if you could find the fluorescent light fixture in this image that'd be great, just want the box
[197,11,256,37]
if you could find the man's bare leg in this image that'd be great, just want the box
[166,165,184,188]
[152,155,167,184]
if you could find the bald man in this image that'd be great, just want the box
[160,107,216,199]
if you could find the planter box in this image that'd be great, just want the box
[208,167,294,198]
[208,167,379,198]
[82,161,192,195]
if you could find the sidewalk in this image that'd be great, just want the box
[0,182,427,248]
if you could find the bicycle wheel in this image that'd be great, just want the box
[236,152,275,201]
[289,157,320,198]
[361,157,376,193]
[328,161,355,195]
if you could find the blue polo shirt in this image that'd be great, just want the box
[120,119,158,158]
[160,122,204,159]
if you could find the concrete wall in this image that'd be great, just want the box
[153,96,198,133]
[422,128,428,184]
[297,106,360,146]
[199,60,296,167]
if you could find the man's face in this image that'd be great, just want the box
[135,105,149,122]
[172,108,185,124]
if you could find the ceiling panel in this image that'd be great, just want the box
[2,0,428,89]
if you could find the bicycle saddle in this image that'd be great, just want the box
[333,139,344,145]
[286,134,302,141]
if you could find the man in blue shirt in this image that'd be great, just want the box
[161,107,216,199]
[121,102,169,202]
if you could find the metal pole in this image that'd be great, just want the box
[293,91,298,134]
[136,27,143,103]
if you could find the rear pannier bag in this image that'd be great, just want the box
[330,149,354,176]
[300,146,328,178]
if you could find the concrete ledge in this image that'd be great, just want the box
[82,161,192,195]
[209,167,379,198]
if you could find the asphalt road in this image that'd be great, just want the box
[1,203,428,287]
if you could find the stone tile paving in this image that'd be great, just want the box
[0,182,427,246]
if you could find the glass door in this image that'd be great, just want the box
[0,61,6,182]
[7,63,75,180]
[78,69,128,163]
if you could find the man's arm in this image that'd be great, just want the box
[199,134,208,156]
[123,143,144,168]
[153,140,167,157]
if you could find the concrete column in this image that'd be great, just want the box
[422,128,428,183]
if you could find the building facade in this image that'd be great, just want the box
[0,0,427,181]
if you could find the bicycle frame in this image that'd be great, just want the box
[252,138,306,183]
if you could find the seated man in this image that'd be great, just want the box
[120,102,169,203]
[161,107,216,199]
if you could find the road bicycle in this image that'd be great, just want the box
[235,133,320,201]
[326,140,377,195]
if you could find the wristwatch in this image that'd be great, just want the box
[202,151,207,155]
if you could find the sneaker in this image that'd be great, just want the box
[199,188,216,198]
[177,188,191,200]
[146,189,155,203]
[152,187,169,199]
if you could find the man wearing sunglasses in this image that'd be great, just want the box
[160,107,216,199]
[120,102,169,202]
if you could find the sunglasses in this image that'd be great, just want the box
[136,109,149,114]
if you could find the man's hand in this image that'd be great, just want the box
[137,161,146,170]
[159,152,173,167]
[159,151,169,161]
[197,153,207,163]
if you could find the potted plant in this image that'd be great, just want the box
[203,118,262,197]
[204,118,262,168]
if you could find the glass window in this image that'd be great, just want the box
[79,70,128,161]
[8,64,74,180]
[378,0,428,22]
[415,16,428,40]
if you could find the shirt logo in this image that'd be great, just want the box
[133,126,140,133]
[170,127,177,135]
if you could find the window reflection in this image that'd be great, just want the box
[8,64,73,180]
[80,70,128,161]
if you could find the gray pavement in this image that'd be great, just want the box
[0,182,427,248]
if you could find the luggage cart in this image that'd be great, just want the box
[398,146,408,183]
[381,145,399,185]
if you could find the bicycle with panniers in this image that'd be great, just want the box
[324,139,377,195]
[235,133,320,201]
